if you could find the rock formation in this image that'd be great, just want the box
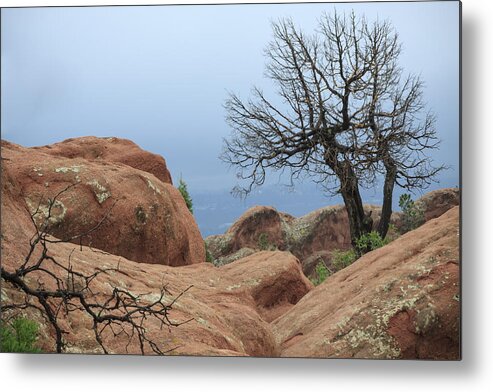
[32,136,173,184]
[1,185,459,358]
[273,206,460,359]
[415,188,460,221]
[1,138,204,266]
[1,195,312,355]
[0,137,460,359]
[206,188,460,277]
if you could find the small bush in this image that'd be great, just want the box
[399,193,425,233]
[356,231,390,255]
[331,249,358,271]
[0,317,41,353]
[355,231,389,254]
[257,232,271,251]
[310,261,331,286]
[178,178,193,214]
[205,242,215,264]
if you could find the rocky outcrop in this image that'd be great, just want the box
[206,188,460,277]
[0,181,459,358]
[1,138,203,266]
[0,137,460,358]
[207,204,389,273]
[32,136,173,184]
[1,232,312,355]
[1,142,313,355]
[415,188,460,221]
[225,206,289,254]
[206,206,291,265]
[272,206,460,359]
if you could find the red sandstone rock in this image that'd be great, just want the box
[32,136,173,184]
[227,206,288,252]
[1,139,203,266]
[415,188,460,221]
[1,156,312,355]
[1,225,311,355]
[272,207,460,359]
[206,204,385,269]
[206,189,460,275]
[0,138,460,358]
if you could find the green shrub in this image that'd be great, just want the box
[257,232,271,251]
[399,193,425,233]
[178,178,193,214]
[310,261,331,286]
[0,317,41,353]
[331,249,358,271]
[355,231,389,254]
[205,242,215,264]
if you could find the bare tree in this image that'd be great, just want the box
[222,11,444,247]
[1,184,192,354]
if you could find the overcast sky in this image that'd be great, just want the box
[1,1,460,192]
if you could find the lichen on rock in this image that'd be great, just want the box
[86,179,111,204]
[54,165,84,174]
[25,197,67,226]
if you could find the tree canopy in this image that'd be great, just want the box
[222,11,444,246]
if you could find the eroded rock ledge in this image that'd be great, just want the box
[273,207,460,359]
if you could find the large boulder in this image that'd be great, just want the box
[1,138,204,266]
[225,206,289,253]
[32,136,173,184]
[272,206,460,359]
[283,204,382,259]
[206,206,291,262]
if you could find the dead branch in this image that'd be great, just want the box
[1,184,193,354]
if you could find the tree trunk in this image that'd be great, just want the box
[336,162,369,248]
[377,163,397,239]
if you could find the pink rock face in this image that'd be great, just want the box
[206,204,388,275]
[32,136,173,184]
[1,138,203,266]
[226,206,288,253]
[1,201,312,355]
[1,173,459,358]
[1,137,313,356]
[272,206,460,359]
